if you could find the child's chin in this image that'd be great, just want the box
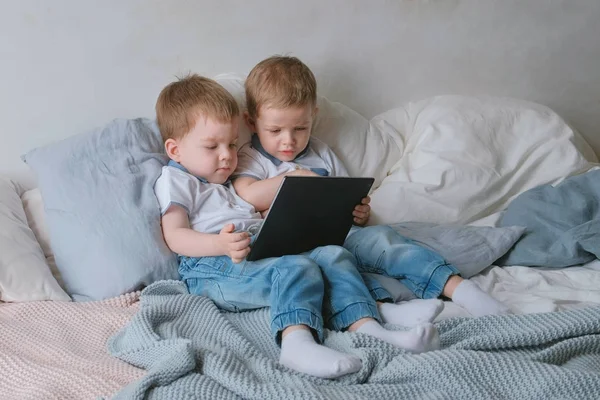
[279,154,296,162]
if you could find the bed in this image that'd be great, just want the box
[2,68,600,398]
[5,1,600,397]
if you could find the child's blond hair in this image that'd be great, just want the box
[155,74,239,142]
[245,56,317,119]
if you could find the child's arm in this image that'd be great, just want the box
[233,169,318,212]
[161,205,251,263]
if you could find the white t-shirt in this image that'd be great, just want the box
[232,135,349,180]
[154,163,263,235]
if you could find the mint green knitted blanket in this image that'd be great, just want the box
[108,280,600,399]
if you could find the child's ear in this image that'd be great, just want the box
[164,138,180,161]
[244,111,256,132]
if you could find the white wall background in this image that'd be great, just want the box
[2,0,600,184]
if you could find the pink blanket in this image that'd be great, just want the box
[0,292,144,400]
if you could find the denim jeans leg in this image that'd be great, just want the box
[360,273,394,302]
[268,255,327,342]
[306,245,380,331]
[344,225,460,299]
[178,254,326,343]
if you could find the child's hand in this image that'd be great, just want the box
[353,196,371,226]
[218,223,251,263]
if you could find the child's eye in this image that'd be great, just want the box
[269,129,280,134]
[295,127,307,131]
[205,146,217,150]
[229,143,237,148]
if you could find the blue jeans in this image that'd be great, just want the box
[359,271,395,302]
[178,245,379,343]
[344,225,459,299]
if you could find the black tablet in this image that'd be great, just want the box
[246,176,374,261]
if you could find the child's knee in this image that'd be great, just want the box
[321,245,353,258]
[276,255,323,280]
[312,245,357,265]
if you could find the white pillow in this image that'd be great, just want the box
[0,176,70,302]
[312,96,401,189]
[215,73,400,188]
[368,95,596,225]
[21,188,66,289]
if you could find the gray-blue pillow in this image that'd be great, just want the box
[22,118,179,301]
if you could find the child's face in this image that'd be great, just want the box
[168,116,239,184]
[251,105,315,162]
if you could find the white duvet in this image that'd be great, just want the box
[367,95,597,225]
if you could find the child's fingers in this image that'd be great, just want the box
[361,196,371,205]
[231,237,251,250]
[231,247,251,262]
[228,232,248,243]
[353,216,366,225]
[219,223,235,234]
[355,204,370,212]
[353,209,368,218]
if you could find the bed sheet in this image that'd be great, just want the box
[436,259,600,320]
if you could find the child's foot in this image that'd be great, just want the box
[279,329,362,379]
[378,299,444,327]
[451,280,511,317]
[356,320,440,353]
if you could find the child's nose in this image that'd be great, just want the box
[282,131,295,144]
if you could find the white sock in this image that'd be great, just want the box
[378,299,444,327]
[279,329,362,379]
[451,280,511,317]
[356,321,440,353]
